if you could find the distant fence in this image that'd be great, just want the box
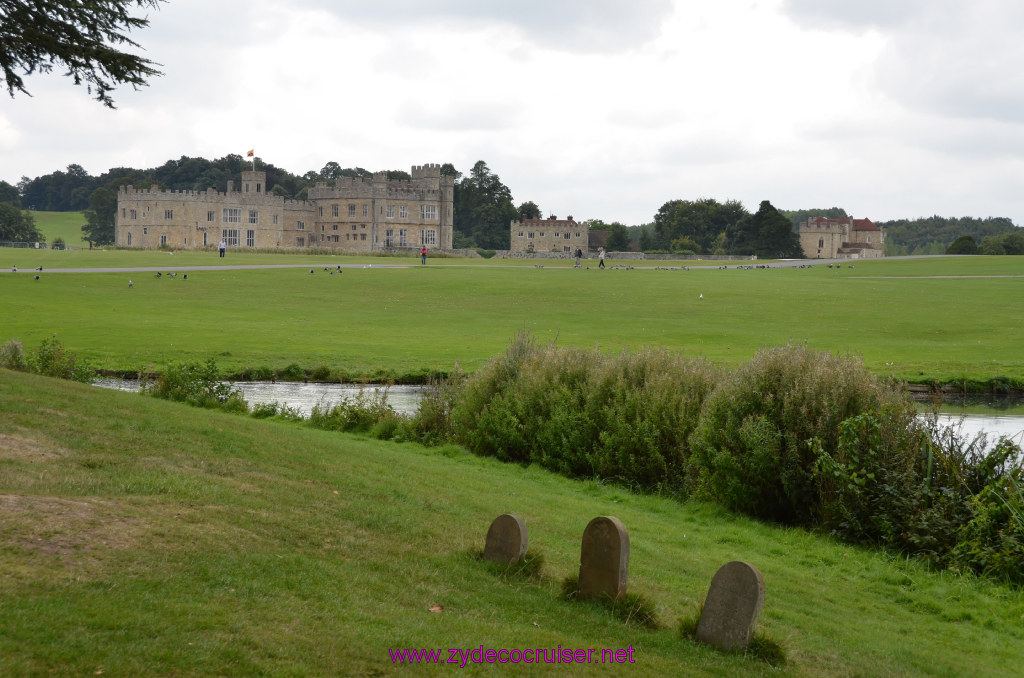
[0,242,53,249]
[493,250,756,261]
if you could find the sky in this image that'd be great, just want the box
[3,0,1024,226]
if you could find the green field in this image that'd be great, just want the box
[2,369,1022,676]
[28,211,88,246]
[1,251,1022,384]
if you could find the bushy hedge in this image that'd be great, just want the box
[447,330,717,493]
[687,344,916,525]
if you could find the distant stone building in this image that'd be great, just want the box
[115,164,454,252]
[510,215,588,254]
[798,216,885,259]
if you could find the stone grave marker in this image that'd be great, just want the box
[483,514,528,563]
[695,561,765,651]
[578,516,629,600]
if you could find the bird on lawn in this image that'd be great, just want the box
[129,280,134,287]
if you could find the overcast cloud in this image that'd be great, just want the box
[2,0,1024,226]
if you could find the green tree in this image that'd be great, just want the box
[782,207,849,230]
[605,222,630,251]
[1,0,164,108]
[517,201,541,220]
[0,180,20,207]
[727,200,802,258]
[0,202,44,242]
[453,160,518,250]
[652,198,747,253]
[82,185,116,244]
[946,235,979,255]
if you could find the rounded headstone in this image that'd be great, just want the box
[484,514,528,563]
[578,515,629,600]
[695,561,766,652]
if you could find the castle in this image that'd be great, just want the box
[798,216,885,259]
[510,215,589,254]
[115,164,454,252]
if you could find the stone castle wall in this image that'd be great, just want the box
[116,164,454,252]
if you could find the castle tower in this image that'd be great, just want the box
[241,171,266,195]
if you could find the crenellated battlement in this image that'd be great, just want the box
[411,163,442,179]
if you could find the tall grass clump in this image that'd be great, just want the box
[0,339,27,371]
[308,386,401,435]
[148,359,246,411]
[449,331,716,493]
[402,367,467,445]
[687,343,914,525]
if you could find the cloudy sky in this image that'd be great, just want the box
[3,0,1024,226]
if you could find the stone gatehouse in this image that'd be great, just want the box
[798,216,885,259]
[510,215,589,254]
[115,164,454,252]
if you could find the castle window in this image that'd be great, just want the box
[247,230,255,247]
[332,235,339,243]
[256,183,261,193]
[385,229,394,246]
[348,204,356,217]
[362,205,368,217]
[159,234,167,246]
[298,221,305,230]
[249,210,258,225]
[399,229,408,246]
[127,232,132,246]
[203,233,208,246]
[130,209,137,220]
[360,233,366,241]
[399,206,408,219]
[528,232,534,239]
[867,235,872,243]
[361,224,366,229]
[421,205,437,220]
[420,229,437,246]
[222,229,239,246]
[318,206,324,218]
[207,210,215,222]
[143,227,148,235]
[297,237,305,247]
[223,208,241,223]
[273,215,279,225]
[539,232,544,237]
[351,225,356,231]
[818,238,824,248]
[333,224,338,231]
[164,209,173,220]
[332,204,339,218]
[387,205,394,218]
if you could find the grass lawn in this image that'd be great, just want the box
[1,252,1023,383]
[27,211,88,246]
[2,369,1022,676]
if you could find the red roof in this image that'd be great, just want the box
[852,218,879,231]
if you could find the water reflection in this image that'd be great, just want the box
[94,379,426,416]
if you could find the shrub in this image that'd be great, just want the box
[277,363,304,381]
[241,365,275,381]
[450,331,716,493]
[308,386,397,434]
[951,440,1024,584]
[310,365,332,382]
[687,343,913,525]
[0,339,26,371]
[403,367,466,445]
[27,335,94,383]
[151,359,243,408]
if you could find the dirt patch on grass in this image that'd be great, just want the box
[0,434,63,462]
[0,494,139,558]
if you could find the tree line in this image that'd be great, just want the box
[5,158,1021,255]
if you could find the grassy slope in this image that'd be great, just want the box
[1,370,1022,676]
[1,253,1023,382]
[27,211,88,245]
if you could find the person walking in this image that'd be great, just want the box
[420,246,428,265]
[598,247,606,269]
[574,247,582,268]
[219,239,226,258]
